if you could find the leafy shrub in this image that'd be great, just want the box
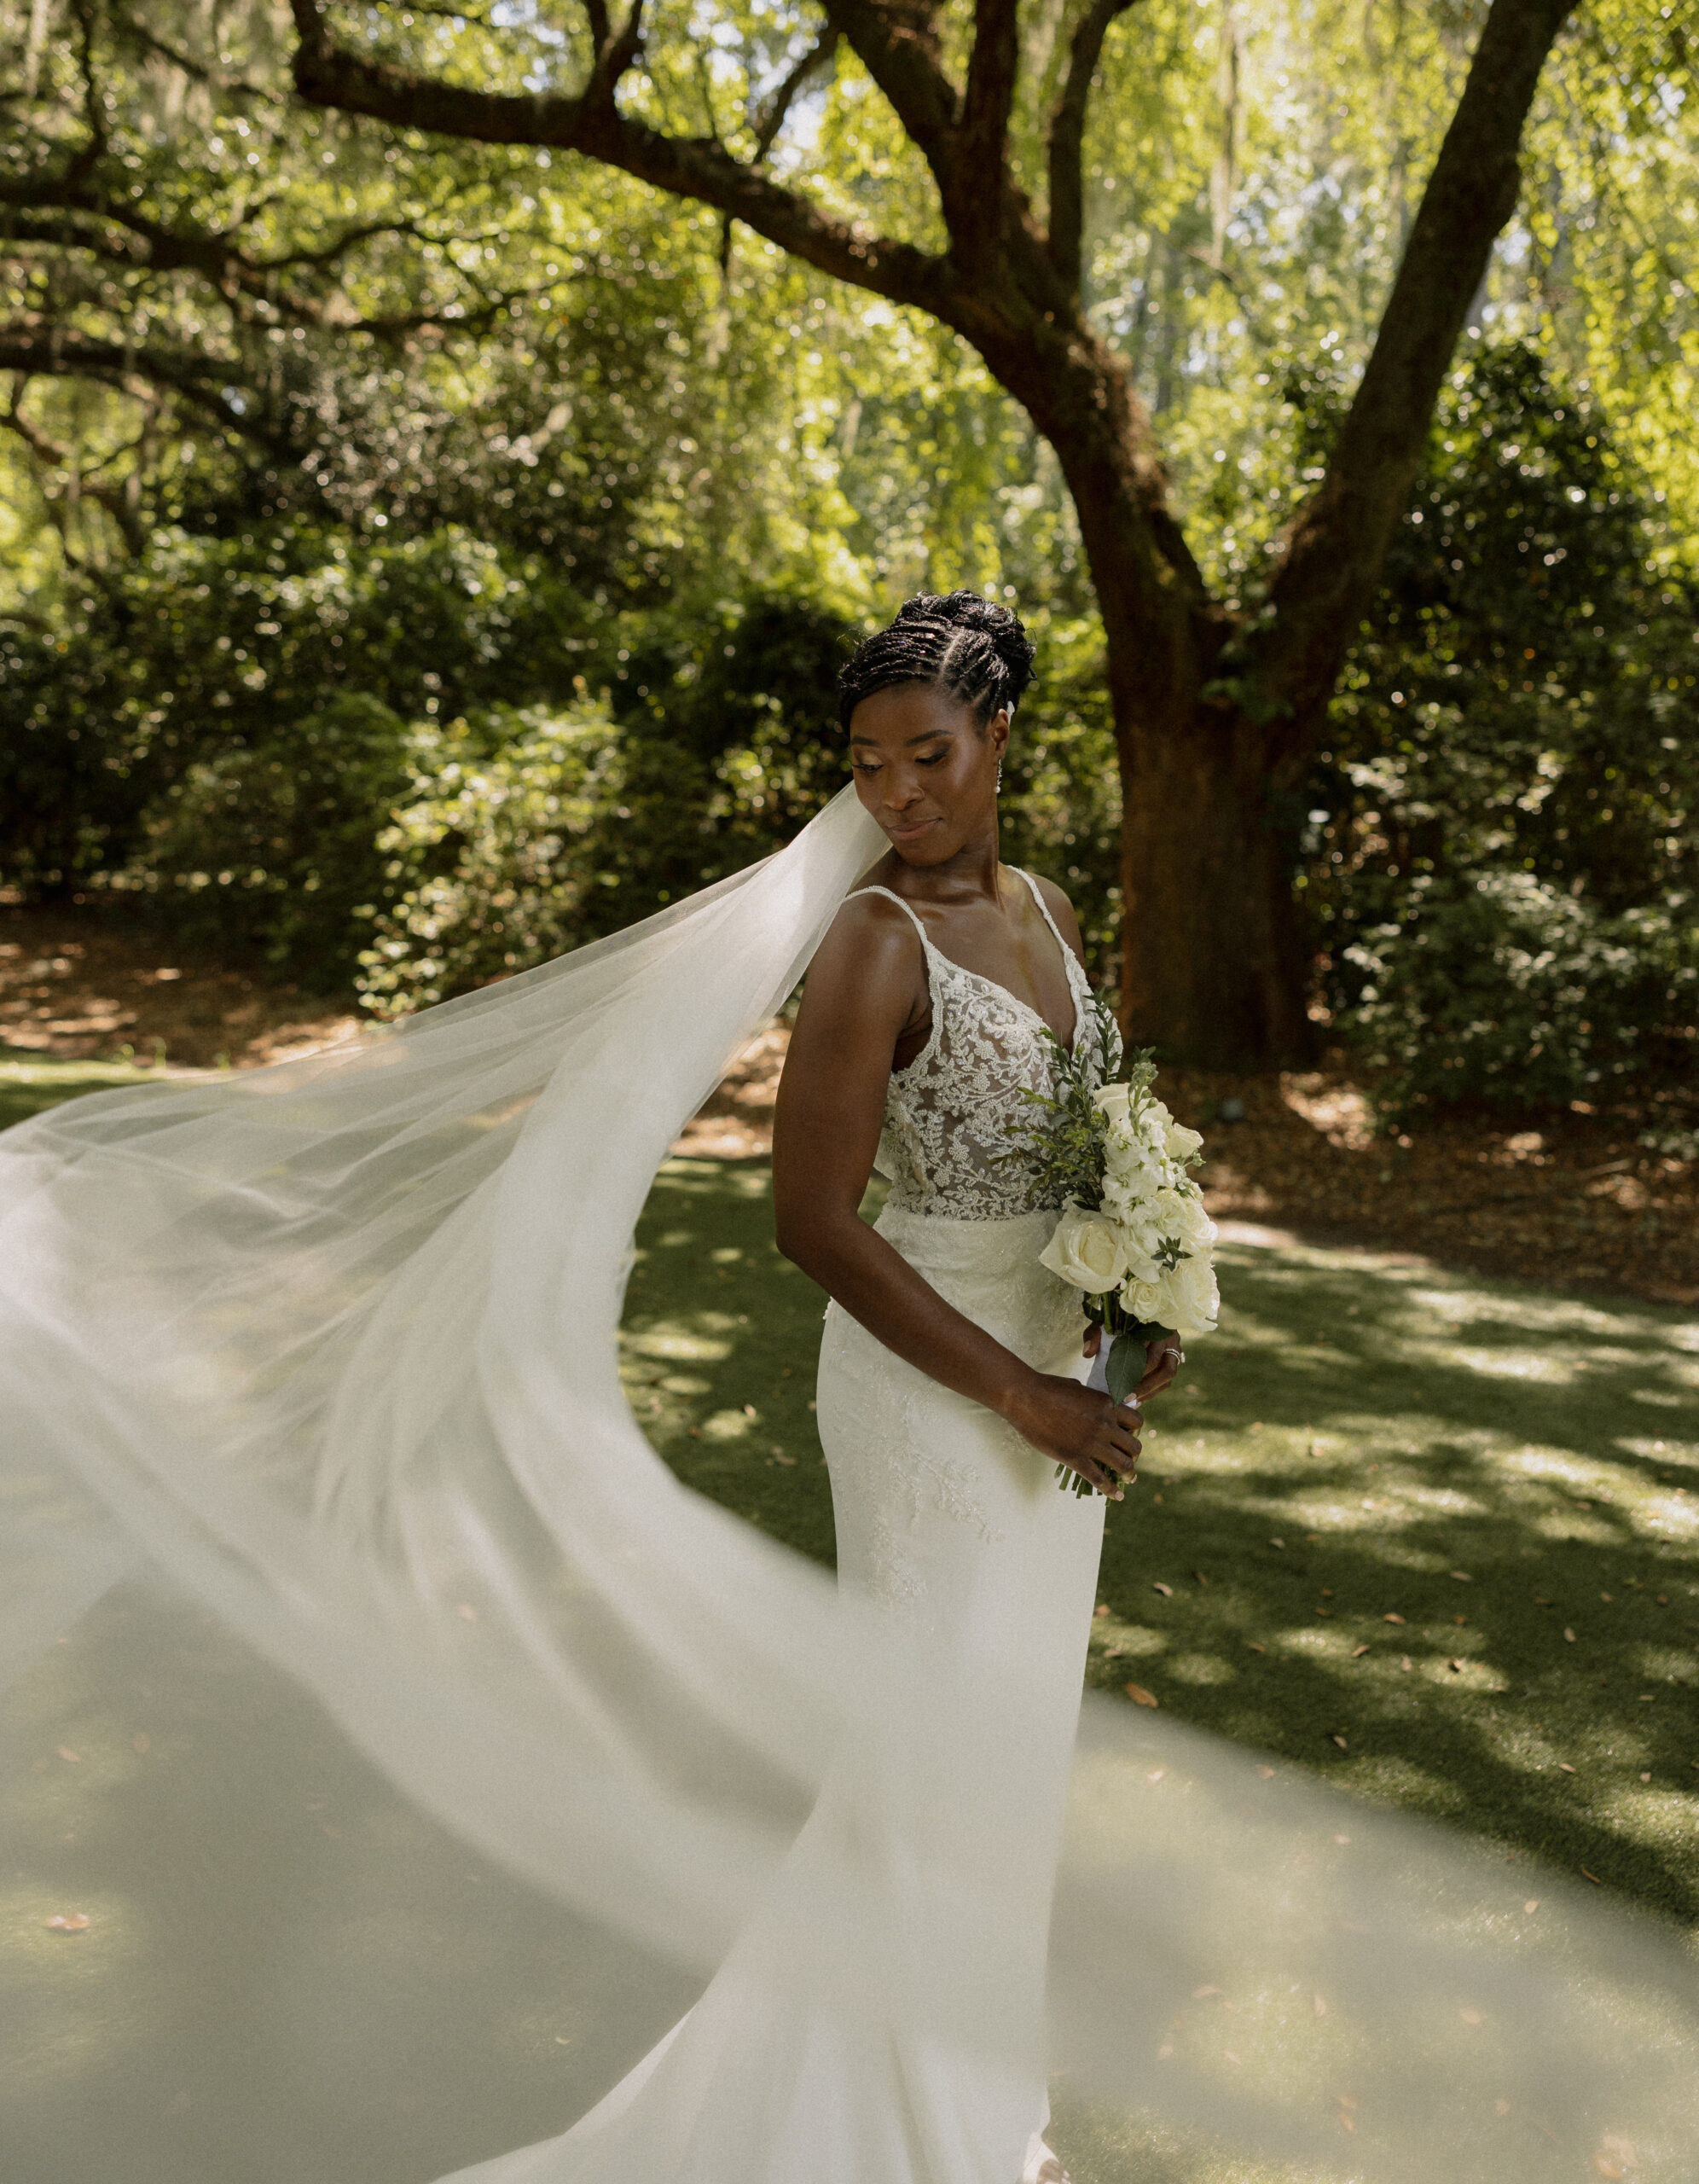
[125,693,412,988]
[356,702,633,1015]
[1341,873,1698,1112]
[0,522,590,895]
[1304,342,1699,1112]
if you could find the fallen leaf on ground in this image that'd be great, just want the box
[1125,1682,1159,1708]
[1558,1763,1576,1774]
[43,1914,90,1931]
[1246,1641,1265,1653]
[1313,1993,1327,2017]
[1580,1867,1603,1885]
[1400,1654,1412,1670]
[1450,1571,1472,1582]
[1093,1603,1110,1618]
[1383,1612,1406,1624]
[55,1746,79,1763]
[1352,1644,1371,1658]
[1524,1900,1540,1914]
[1459,2007,1483,2026]
[1255,1764,1275,1779]
[1563,1628,1576,1641]
[1151,1581,1173,1596]
[1448,1658,1463,1672]
[1192,1984,1221,1999]
[1330,1734,1348,1750]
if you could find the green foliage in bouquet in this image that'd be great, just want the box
[1006,1002,1209,1495]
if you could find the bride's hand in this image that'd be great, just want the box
[1002,1374,1142,1500]
[1081,1327,1186,1407]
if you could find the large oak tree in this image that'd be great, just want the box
[278,0,1581,1066]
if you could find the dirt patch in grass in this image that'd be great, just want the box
[0,897,357,1070]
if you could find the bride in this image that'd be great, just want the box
[3,591,1695,2184]
[441,591,1176,2182]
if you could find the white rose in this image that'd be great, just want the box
[1039,1208,1130,1295]
[1157,1252,1220,1339]
[1120,1275,1164,1323]
[1093,1083,1133,1127]
[1163,1116,1204,1165]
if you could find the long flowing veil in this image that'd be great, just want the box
[2,783,1695,2180]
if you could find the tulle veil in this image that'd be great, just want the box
[2,783,1695,2180]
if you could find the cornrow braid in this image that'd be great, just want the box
[838,590,1036,733]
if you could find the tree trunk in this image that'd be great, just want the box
[1112,688,1316,1071]
[1031,369,1318,1071]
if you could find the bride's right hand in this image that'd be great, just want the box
[1001,1374,1141,1500]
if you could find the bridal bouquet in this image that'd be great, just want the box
[1012,1002,1220,1494]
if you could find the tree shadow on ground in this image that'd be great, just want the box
[623,1166,1699,1926]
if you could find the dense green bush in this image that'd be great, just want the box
[0,523,590,902]
[1303,343,1699,1113]
[128,693,412,987]
[1342,874,1697,1111]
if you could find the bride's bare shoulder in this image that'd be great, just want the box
[798,886,926,1026]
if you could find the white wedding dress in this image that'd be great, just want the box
[3,786,1695,2182]
[443,874,1106,2183]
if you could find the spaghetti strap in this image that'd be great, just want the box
[846,885,933,950]
[1013,867,1071,958]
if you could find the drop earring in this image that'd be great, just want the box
[994,759,1004,791]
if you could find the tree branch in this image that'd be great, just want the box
[751,26,839,160]
[289,0,957,322]
[952,0,1020,260]
[0,323,281,447]
[1047,0,1139,294]
[819,0,959,177]
[106,6,279,102]
[1258,0,1581,736]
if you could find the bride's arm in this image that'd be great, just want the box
[772,897,1140,1499]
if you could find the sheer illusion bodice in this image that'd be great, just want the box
[857,871,1105,1221]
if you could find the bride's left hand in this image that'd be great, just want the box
[1081,1327,1185,1405]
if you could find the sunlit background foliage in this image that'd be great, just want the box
[1,0,1693,1114]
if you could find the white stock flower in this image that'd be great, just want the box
[1039,1208,1130,1295]
[1157,1184,1215,1251]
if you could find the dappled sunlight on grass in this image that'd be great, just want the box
[1088,1240,1699,1920]
[619,1170,1699,1926]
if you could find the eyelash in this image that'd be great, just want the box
[853,751,948,774]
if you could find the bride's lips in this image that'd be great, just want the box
[886,816,940,844]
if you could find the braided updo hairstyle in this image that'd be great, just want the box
[838,590,1035,734]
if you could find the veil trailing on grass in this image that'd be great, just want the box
[1,783,1695,2181]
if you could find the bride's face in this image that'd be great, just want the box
[846,684,1009,865]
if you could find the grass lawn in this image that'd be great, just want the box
[623,1155,1699,1925]
[3,1060,1696,2182]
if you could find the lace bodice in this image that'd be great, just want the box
[855,871,1106,1222]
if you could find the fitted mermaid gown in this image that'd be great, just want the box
[440,872,1109,2184]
